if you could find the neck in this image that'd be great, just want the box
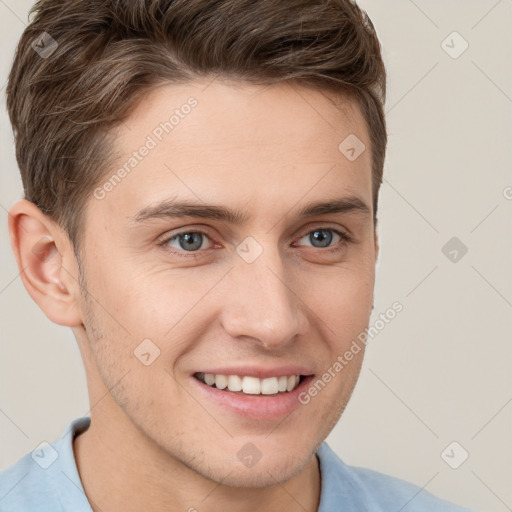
[73,408,322,512]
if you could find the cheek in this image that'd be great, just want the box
[101,249,223,299]
[304,261,374,330]
[81,260,223,371]
[82,292,174,408]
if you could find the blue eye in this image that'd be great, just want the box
[164,231,211,252]
[300,228,340,248]
[159,227,352,258]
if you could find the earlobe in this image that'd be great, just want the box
[8,199,83,327]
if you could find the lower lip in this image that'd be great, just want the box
[190,375,315,420]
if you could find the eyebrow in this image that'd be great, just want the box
[131,195,371,225]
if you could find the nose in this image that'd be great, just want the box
[219,247,309,349]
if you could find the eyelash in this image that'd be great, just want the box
[157,227,354,259]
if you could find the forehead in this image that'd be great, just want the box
[94,79,372,224]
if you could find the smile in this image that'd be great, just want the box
[191,372,315,420]
[194,372,305,395]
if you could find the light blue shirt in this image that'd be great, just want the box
[0,416,475,511]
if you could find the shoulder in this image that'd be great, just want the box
[0,446,62,511]
[0,417,92,512]
[316,442,476,512]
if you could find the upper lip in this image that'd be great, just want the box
[193,365,315,379]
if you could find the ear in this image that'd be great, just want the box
[374,225,379,262]
[8,199,84,327]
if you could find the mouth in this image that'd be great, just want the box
[191,371,316,420]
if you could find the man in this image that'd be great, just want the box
[1,0,475,510]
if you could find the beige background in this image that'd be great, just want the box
[1,1,511,510]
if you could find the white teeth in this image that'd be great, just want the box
[278,376,288,392]
[197,373,303,395]
[242,376,261,394]
[215,374,228,390]
[227,375,243,392]
[260,377,279,395]
[286,375,297,392]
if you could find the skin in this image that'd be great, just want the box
[9,79,379,512]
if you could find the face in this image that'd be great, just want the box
[75,79,377,487]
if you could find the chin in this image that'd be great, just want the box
[208,454,311,489]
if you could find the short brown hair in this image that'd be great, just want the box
[6,0,387,257]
